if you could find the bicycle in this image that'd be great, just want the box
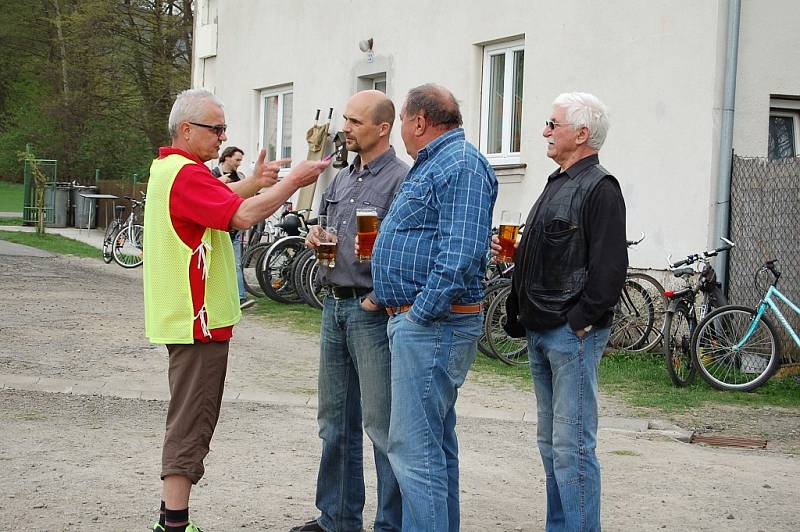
[107,195,145,268]
[690,259,785,392]
[662,238,733,386]
[255,208,312,304]
[102,203,127,264]
[608,235,666,352]
[480,227,526,363]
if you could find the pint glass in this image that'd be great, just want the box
[315,215,338,268]
[498,210,521,262]
[356,208,379,262]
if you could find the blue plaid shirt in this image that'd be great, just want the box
[372,128,498,325]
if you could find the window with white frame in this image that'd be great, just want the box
[769,98,800,160]
[480,39,524,165]
[259,85,293,161]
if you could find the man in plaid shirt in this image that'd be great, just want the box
[371,84,498,531]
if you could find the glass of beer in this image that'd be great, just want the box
[356,208,379,262]
[316,215,338,268]
[498,210,521,263]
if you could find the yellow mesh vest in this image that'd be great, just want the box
[143,153,240,344]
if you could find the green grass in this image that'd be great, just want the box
[470,353,531,389]
[0,217,23,225]
[246,298,800,412]
[600,350,800,411]
[0,181,24,212]
[250,297,322,335]
[0,230,99,258]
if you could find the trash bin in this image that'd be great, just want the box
[44,182,71,228]
[72,185,98,228]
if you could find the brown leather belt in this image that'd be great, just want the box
[385,302,482,317]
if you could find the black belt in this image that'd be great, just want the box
[329,286,372,299]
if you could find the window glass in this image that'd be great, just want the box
[281,92,293,159]
[487,53,505,154]
[768,115,795,160]
[511,49,524,153]
[263,95,278,161]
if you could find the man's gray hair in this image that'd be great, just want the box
[404,84,462,129]
[553,92,609,150]
[168,88,224,139]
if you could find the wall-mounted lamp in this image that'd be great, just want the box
[358,38,374,63]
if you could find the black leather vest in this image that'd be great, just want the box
[517,163,617,323]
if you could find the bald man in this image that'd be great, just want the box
[372,84,498,531]
[291,90,409,532]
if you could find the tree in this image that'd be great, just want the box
[0,0,192,182]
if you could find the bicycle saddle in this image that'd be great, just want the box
[672,267,694,278]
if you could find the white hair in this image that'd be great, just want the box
[168,88,224,139]
[552,92,610,150]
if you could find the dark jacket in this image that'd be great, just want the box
[506,154,627,335]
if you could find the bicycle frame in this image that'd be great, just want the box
[738,285,800,350]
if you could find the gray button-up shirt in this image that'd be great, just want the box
[318,146,408,289]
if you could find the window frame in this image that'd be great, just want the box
[258,85,293,175]
[768,99,800,160]
[480,39,525,166]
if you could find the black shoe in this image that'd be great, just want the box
[289,518,325,532]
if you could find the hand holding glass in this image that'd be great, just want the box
[498,210,521,262]
[315,216,338,268]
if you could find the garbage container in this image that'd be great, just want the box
[44,182,72,228]
[72,185,98,229]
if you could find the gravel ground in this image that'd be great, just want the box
[1,243,799,531]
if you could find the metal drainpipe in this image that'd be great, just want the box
[714,0,742,290]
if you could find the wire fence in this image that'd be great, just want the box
[728,154,800,363]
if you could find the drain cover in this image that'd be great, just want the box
[689,433,767,449]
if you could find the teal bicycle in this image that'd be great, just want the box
[690,259,787,391]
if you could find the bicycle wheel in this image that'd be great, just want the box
[112,224,144,268]
[608,280,654,351]
[691,305,781,392]
[242,242,270,298]
[484,285,528,366]
[291,248,317,307]
[626,273,666,352]
[305,258,326,310]
[663,301,697,387]
[102,220,120,263]
[477,279,511,359]
[256,236,305,304]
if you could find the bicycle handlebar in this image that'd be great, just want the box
[755,259,782,289]
[626,232,645,248]
[668,237,735,269]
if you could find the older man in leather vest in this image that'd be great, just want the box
[501,92,627,532]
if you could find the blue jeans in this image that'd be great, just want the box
[526,323,611,532]
[316,295,401,532]
[386,312,482,532]
[232,232,245,302]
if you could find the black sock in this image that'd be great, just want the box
[164,507,189,532]
[159,501,166,527]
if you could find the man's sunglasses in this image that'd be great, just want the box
[545,120,575,130]
[189,122,227,136]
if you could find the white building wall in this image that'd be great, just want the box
[733,0,800,157]
[191,0,800,270]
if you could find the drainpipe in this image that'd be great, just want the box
[714,0,742,290]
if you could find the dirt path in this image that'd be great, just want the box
[1,245,799,531]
